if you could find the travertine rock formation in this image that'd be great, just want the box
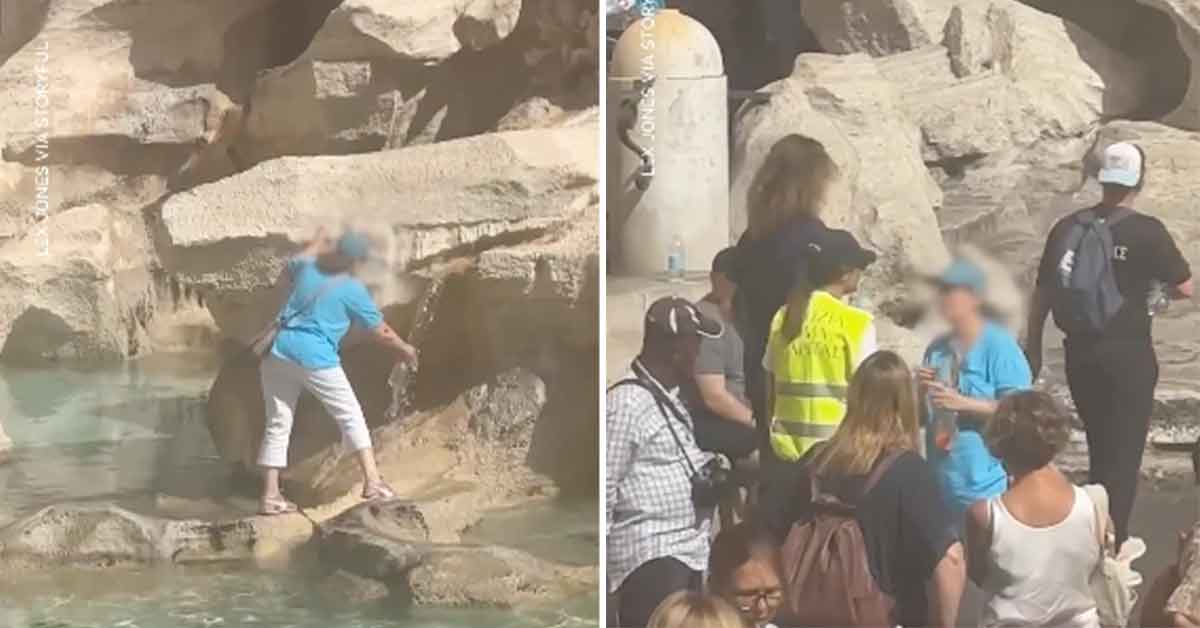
[713,0,1197,336]
[318,499,593,608]
[0,0,598,365]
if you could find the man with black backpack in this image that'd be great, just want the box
[1026,141,1194,548]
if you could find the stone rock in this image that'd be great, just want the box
[801,0,954,57]
[316,499,591,608]
[731,53,949,321]
[943,4,991,77]
[884,0,1144,164]
[0,503,301,569]
[0,204,156,361]
[0,0,268,217]
[236,0,598,166]
[318,500,431,580]
[519,0,600,109]
[408,544,592,608]
[158,125,597,341]
[1139,0,1200,130]
[465,369,546,443]
[307,0,522,64]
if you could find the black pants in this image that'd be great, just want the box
[610,557,703,628]
[1065,338,1158,547]
[692,407,758,459]
[744,340,771,456]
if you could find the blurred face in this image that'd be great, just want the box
[711,271,736,303]
[727,557,784,627]
[672,335,702,378]
[937,285,981,325]
[840,268,863,294]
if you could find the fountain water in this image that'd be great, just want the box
[385,268,453,420]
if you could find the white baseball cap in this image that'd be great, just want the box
[1097,142,1143,188]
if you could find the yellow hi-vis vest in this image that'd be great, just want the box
[767,291,873,462]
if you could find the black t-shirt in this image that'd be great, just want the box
[731,216,826,363]
[1036,206,1191,342]
[759,450,957,628]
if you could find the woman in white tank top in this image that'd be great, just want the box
[965,391,1101,628]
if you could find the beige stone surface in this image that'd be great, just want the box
[308,0,522,63]
[159,126,597,340]
[0,204,156,360]
[800,0,954,57]
[0,502,309,569]
[883,0,1144,164]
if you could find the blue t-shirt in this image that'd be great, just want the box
[923,321,1032,519]
[270,257,383,370]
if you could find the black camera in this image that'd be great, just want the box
[691,455,734,509]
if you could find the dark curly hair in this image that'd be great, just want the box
[985,390,1071,473]
[707,520,782,596]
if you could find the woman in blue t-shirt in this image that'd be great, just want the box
[920,258,1033,521]
[257,227,419,515]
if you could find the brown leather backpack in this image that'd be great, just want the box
[776,451,902,627]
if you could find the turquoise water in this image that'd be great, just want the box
[0,566,599,627]
[0,357,599,627]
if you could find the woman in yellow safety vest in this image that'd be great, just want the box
[763,229,878,462]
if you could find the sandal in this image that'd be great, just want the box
[259,496,298,516]
[362,480,397,501]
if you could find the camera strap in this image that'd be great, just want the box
[610,364,700,478]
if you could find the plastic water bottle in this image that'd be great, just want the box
[667,234,686,281]
[385,361,414,420]
[928,353,960,453]
[1148,280,1170,317]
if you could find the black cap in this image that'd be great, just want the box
[711,247,737,275]
[806,229,876,282]
[645,297,724,340]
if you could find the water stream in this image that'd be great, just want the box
[386,271,450,420]
[0,355,598,627]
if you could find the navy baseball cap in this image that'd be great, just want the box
[645,297,723,340]
[806,229,877,283]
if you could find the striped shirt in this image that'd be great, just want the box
[606,363,714,593]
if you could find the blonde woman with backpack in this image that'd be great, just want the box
[758,351,965,627]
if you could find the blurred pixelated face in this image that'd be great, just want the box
[841,268,864,294]
[938,285,982,324]
[711,271,737,303]
[673,334,702,377]
[728,558,784,627]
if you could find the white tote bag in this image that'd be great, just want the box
[1083,484,1141,627]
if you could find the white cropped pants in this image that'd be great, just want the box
[257,355,373,469]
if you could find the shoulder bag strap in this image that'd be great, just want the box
[861,450,904,498]
[1083,484,1112,555]
[1104,207,1134,228]
[609,378,700,477]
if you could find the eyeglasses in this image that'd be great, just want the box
[733,588,783,612]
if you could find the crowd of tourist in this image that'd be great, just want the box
[606,137,1195,627]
